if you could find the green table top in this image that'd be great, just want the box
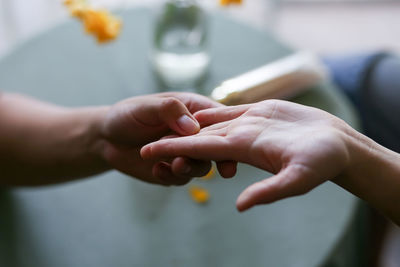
[0,8,361,267]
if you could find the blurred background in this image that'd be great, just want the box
[1,0,400,57]
[0,0,399,266]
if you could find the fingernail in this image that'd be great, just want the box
[177,115,199,135]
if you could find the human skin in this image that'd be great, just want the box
[141,100,400,225]
[0,92,221,186]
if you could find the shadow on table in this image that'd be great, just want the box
[0,189,18,267]
[0,189,46,267]
[319,201,370,267]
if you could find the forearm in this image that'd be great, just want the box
[0,93,110,185]
[334,124,400,225]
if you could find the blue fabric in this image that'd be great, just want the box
[324,52,400,153]
[323,52,388,110]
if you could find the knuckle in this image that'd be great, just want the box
[162,97,181,108]
[160,97,184,116]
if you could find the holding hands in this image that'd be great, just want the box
[98,92,222,185]
[2,91,399,224]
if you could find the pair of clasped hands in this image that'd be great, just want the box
[102,92,356,212]
[3,91,398,223]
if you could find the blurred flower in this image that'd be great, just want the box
[64,0,122,44]
[219,0,242,6]
[189,185,210,204]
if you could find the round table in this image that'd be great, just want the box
[0,8,364,267]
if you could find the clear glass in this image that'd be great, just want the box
[152,0,210,89]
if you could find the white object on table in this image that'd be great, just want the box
[211,51,329,105]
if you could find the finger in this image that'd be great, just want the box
[236,164,320,212]
[216,161,237,178]
[171,157,212,178]
[158,124,227,140]
[158,92,223,112]
[158,97,200,136]
[194,105,250,127]
[198,120,230,134]
[152,161,192,186]
[141,135,232,162]
[160,134,180,140]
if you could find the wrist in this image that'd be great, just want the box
[331,121,374,185]
[332,120,400,221]
[79,105,112,173]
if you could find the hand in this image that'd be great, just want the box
[141,100,353,210]
[99,92,222,185]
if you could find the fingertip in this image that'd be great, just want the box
[216,161,237,178]
[152,162,188,186]
[140,145,151,160]
[171,157,192,175]
[236,190,253,212]
[176,114,200,135]
[152,162,172,183]
[236,181,271,212]
[236,203,250,213]
[193,109,214,127]
[153,161,168,174]
[159,96,200,135]
[171,157,211,178]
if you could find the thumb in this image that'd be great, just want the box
[236,164,320,212]
[159,97,200,135]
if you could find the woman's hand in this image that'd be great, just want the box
[141,100,354,210]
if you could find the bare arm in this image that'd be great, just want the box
[0,92,219,186]
[141,100,400,225]
[0,93,108,185]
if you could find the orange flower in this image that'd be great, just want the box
[219,0,242,6]
[189,185,210,204]
[64,0,122,44]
